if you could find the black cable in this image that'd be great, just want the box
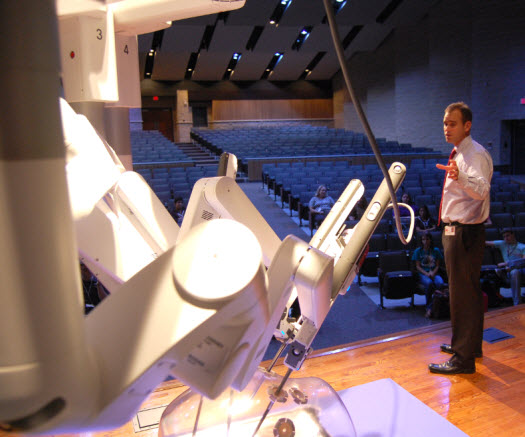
[322,0,409,244]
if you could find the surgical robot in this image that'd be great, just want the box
[0,1,412,435]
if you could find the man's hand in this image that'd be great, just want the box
[436,160,459,180]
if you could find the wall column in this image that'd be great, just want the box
[174,89,192,143]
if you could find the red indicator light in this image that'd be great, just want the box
[153,96,159,101]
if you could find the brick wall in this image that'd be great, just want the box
[334,0,525,165]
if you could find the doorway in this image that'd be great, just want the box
[192,106,208,127]
[502,120,525,175]
[141,108,174,141]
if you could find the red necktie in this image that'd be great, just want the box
[438,148,457,226]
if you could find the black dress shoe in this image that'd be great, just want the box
[429,359,475,374]
[440,343,482,358]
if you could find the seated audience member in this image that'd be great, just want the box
[309,185,335,228]
[415,205,437,232]
[172,196,186,227]
[392,192,415,232]
[486,228,525,306]
[349,196,368,220]
[80,262,108,314]
[392,192,415,218]
[412,232,445,318]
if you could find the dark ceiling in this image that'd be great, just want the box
[138,0,440,83]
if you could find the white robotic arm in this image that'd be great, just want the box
[61,97,180,291]
[0,1,411,434]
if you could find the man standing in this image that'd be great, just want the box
[429,102,493,374]
[486,228,525,306]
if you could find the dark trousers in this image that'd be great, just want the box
[442,224,485,365]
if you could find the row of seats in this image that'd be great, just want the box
[372,240,515,309]
[191,125,435,170]
[262,160,444,222]
[131,130,191,163]
[262,158,524,228]
[135,164,219,206]
[366,225,525,254]
[360,224,525,303]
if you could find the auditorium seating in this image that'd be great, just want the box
[133,164,219,210]
[130,127,523,281]
[261,154,524,288]
[131,130,191,163]
[191,125,436,171]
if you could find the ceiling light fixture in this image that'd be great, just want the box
[184,52,199,80]
[292,26,313,50]
[298,51,326,80]
[269,0,292,26]
[261,52,283,79]
[223,52,242,80]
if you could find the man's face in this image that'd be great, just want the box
[175,200,184,211]
[443,109,471,146]
[503,232,516,244]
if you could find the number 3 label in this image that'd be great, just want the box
[96,28,103,40]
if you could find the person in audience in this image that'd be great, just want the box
[392,192,415,219]
[412,232,445,318]
[349,196,368,220]
[415,205,437,232]
[309,185,335,228]
[81,262,108,314]
[172,196,186,227]
[392,192,415,233]
[486,228,525,306]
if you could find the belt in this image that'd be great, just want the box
[443,222,483,227]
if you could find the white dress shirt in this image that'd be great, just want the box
[441,135,493,224]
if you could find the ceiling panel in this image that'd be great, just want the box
[151,51,191,81]
[230,52,272,81]
[305,51,340,81]
[192,51,231,81]
[269,51,312,81]
[280,0,327,26]
[138,33,153,52]
[226,0,277,25]
[160,25,205,53]
[137,0,438,83]
[253,24,303,53]
[304,24,353,52]
[337,0,393,24]
[208,22,254,53]
[347,22,393,53]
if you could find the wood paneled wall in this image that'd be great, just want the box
[211,99,333,121]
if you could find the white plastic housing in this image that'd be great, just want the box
[180,176,281,267]
[110,0,247,35]
[58,10,118,102]
[106,33,141,108]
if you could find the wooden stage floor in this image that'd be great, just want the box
[6,305,525,437]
